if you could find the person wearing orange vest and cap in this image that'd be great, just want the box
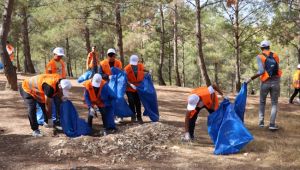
[20,74,72,137]
[45,47,67,127]
[83,73,116,135]
[289,64,300,104]
[46,47,67,78]
[99,48,122,80]
[6,41,14,63]
[246,40,282,130]
[86,46,99,76]
[124,55,148,124]
[182,85,224,141]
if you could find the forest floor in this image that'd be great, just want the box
[0,73,299,170]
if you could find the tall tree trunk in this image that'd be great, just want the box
[0,0,18,91]
[182,39,185,87]
[16,40,21,72]
[214,62,219,85]
[234,0,241,92]
[84,11,91,54]
[115,1,124,65]
[173,4,181,86]
[297,47,300,64]
[66,37,73,77]
[21,6,35,73]
[195,0,211,86]
[158,4,166,86]
[168,41,172,85]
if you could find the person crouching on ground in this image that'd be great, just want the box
[182,84,224,141]
[83,73,116,135]
[20,74,72,137]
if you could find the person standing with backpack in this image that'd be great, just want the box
[246,40,282,130]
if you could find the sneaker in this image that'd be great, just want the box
[259,121,264,128]
[269,124,279,130]
[32,130,43,137]
[114,117,121,124]
[137,117,144,124]
[131,117,137,123]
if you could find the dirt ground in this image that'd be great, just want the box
[0,73,299,170]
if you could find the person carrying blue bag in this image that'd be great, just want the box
[83,73,117,135]
[124,55,151,124]
[182,84,225,142]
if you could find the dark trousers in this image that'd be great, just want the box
[126,91,142,119]
[289,88,300,103]
[189,107,214,139]
[20,86,48,131]
[88,107,107,129]
[53,96,62,124]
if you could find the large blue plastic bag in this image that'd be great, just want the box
[234,83,248,122]
[60,100,91,137]
[108,67,133,117]
[136,74,159,122]
[0,62,3,69]
[77,70,93,83]
[208,99,253,155]
[100,84,116,130]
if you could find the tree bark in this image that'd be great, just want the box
[21,6,35,73]
[182,39,185,87]
[173,4,181,86]
[84,11,91,54]
[234,0,241,92]
[158,4,166,86]
[214,62,219,85]
[16,40,21,72]
[66,37,73,77]
[168,41,172,86]
[195,0,211,86]
[115,1,124,65]
[0,0,18,91]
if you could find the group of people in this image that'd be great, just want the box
[20,46,148,137]
[14,40,300,139]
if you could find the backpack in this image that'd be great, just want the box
[263,52,278,77]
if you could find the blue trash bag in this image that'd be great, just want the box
[136,74,159,122]
[0,62,3,69]
[77,70,93,83]
[104,106,116,129]
[100,84,116,129]
[234,83,248,122]
[60,100,91,137]
[208,99,254,155]
[108,67,133,117]
[36,100,56,125]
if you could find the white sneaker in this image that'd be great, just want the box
[114,117,121,124]
[32,130,43,137]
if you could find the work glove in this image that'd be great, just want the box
[89,107,96,117]
[245,78,252,84]
[149,69,153,75]
[129,83,137,90]
[181,132,191,142]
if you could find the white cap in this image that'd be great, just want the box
[130,55,139,65]
[259,40,270,48]
[60,79,72,98]
[92,73,102,88]
[297,64,300,69]
[208,86,215,94]
[107,48,116,55]
[53,47,65,56]
[187,94,200,111]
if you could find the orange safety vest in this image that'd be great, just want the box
[83,79,106,107]
[86,52,99,69]
[6,44,14,62]
[124,63,145,92]
[189,87,219,118]
[100,59,122,76]
[292,70,300,89]
[22,74,60,103]
[45,58,66,78]
[258,51,282,82]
